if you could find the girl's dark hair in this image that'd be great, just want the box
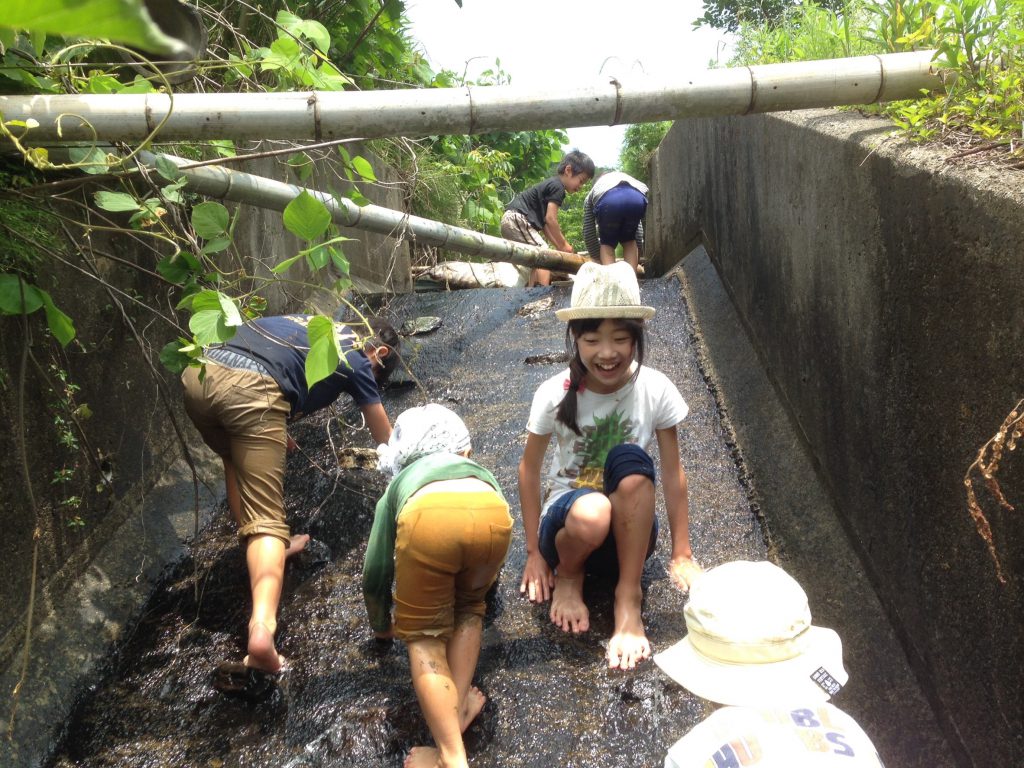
[366,317,401,383]
[555,317,646,435]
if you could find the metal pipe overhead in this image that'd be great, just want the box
[3,51,941,143]
[140,151,587,273]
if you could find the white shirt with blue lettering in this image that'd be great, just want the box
[664,704,885,768]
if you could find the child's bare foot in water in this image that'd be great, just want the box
[405,746,463,768]
[550,573,589,633]
[607,587,650,670]
[245,621,284,673]
[459,686,486,732]
[285,533,310,558]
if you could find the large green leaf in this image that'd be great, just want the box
[116,74,156,94]
[304,314,338,390]
[305,243,331,271]
[283,190,331,242]
[185,289,223,313]
[217,292,243,327]
[94,190,141,212]
[157,251,200,284]
[208,140,236,158]
[70,146,111,174]
[329,245,349,275]
[84,73,121,94]
[270,254,304,274]
[351,155,377,182]
[276,10,330,53]
[189,309,232,347]
[200,236,231,255]
[260,36,303,71]
[183,290,240,345]
[39,289,75,346]
[0,274,44,314]
[288,152,314,183]
[191,201,230,239]
[154,155,182,182]
[159,340,190,375]
[4,0,185,55]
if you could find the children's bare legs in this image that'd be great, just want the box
[599,243,640,272]
[244,533,286,672]
[606,474,656,670]
[405,614,487,768]
[224,458,309,556]
[528,267,552,287]
[447,614,487,729]
[621,241,640,272]
[550,494,610,634]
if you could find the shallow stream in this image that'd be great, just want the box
[47,279,766,768]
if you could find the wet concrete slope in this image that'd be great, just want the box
[45,277,766,768]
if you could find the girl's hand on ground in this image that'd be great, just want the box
[669,556,703,593]
[520,553,554,603]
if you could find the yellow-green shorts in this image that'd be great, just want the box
[394,490,512,641]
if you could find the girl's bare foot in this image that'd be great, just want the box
[245,621,285,673]
[285,533,310,558]
[459,686,487,732]
[549,574,589,633]
[607,589,650,670]
[607,625,651,670]
[404,746,442,768]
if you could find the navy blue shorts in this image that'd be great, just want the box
[538,444,658,575]
[595,185,648,247]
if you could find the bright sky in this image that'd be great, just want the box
[405,0,733,168]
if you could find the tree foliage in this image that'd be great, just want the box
[695,0,848,32]
[619,122,672,185]
[0,0,571,380]
[415,64,568,236]
[723,0,1024,161]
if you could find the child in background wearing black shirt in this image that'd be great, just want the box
[501,149,594,287]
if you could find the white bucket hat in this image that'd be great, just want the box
[664,704,884,768]
[654,561,848,707]
[555,261,655,321]
[376,403,472,477]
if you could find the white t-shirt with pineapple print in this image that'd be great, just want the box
[526,362,689,517]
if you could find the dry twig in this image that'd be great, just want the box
[963,399,1023,584]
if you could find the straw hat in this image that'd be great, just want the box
[654,561,848,707]
[555,261,655,321]
[664,704,885,768]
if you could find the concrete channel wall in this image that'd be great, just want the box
[0,144,407,767]
[647,108,1023,767]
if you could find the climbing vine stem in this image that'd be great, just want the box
[963,399,1022,584]
[8,282,40,739]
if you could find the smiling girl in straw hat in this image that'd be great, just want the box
[518,261,703,670]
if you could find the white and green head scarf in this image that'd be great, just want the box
[377,403,472,476]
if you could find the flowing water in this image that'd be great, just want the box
[46,278,767,768]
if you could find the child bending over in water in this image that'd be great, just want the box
[363,404,513,768]
[518,261,703,669]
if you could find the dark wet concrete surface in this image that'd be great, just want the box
[46,277,771,767]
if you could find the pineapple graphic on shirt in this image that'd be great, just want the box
[573,409,635,489]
